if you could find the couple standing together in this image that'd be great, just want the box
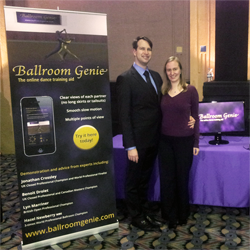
[116,36,199,231]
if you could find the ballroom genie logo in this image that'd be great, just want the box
[199,113,239,122]
[44,29,80,61]
[12,65,108,82]
[16,12,61,25]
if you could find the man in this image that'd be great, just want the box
[116,36,163,231]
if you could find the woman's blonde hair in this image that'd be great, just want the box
[161,56,187,95]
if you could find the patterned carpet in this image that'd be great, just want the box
[0,154,249,250]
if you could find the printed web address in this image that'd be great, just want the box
[25,213,115,238]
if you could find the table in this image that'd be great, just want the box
[112,134,250,208]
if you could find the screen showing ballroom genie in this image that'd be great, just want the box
[199,101,245,134]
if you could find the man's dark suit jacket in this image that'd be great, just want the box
[116,65,163,149]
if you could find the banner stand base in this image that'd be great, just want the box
[21,221,119,250]
[51,245,63,250]
[50,232,104,250]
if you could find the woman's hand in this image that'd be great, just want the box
[188,116,195,128]
[193,147,199,155]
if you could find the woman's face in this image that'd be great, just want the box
[166,60,181,84]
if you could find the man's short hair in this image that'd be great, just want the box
[132,36,153,50]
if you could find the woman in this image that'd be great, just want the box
[159,56,199,229]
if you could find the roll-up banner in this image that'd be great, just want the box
[4,6,118,249]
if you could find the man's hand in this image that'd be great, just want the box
[128,148,139,163]
[188,116,195,128]
[193,147,199,155]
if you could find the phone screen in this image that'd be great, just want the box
[21,96,56,156]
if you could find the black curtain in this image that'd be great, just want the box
[215,0,249,81]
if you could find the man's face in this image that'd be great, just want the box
[133,39,152,68]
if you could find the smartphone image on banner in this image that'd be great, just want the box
[20,96,56,157]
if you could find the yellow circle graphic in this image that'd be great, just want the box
[73,125,99,150]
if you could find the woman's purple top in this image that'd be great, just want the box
[161,84,199,148]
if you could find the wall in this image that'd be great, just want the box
[190,0,215,100]
[1,0,191,154]
[0,0,15,154]
[11,0,191,81]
